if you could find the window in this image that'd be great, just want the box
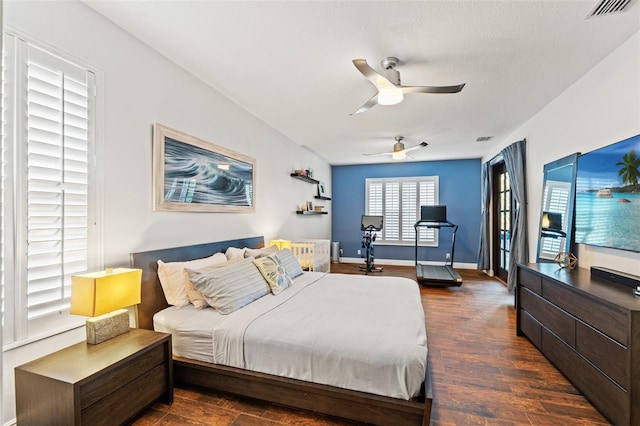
[365,176,439,245]
[2,33,101,346]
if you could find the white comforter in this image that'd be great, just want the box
[154,272,427,399]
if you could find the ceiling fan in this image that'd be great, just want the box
[350,57,465,115]
[364,136,428,160]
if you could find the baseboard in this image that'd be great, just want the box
[337,257,477,270]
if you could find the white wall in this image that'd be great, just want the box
[2,1,332,423]
[483,31,640,277]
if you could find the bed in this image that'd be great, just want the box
[131,236,432,425]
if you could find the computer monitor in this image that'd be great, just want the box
[361,215,383,231]
[421,205,447,222]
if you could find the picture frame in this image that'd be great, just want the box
[317,181,327,197]
[153,124,256,212]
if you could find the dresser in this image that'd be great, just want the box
[15,328,173,426]
[516,263,640,425]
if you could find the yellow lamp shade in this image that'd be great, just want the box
[70,268,142,317]
[269,239,292,250]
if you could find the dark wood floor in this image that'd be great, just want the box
[133,263,609,426]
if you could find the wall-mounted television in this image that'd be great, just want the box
[575,134,640,253]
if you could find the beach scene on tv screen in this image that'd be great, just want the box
[575,134,640,252]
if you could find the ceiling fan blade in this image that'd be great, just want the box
[352,59,397,91]
[363,150,393,157]
[404,142,429,153]
[350,94,378,115]
[401,83,465,94]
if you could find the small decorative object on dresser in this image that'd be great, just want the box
[553,251,577,269]
[15,329,173,426]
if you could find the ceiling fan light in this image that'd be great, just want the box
[377,87,403,105]
[392,150,406,160]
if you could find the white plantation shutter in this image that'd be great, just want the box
[2,34,99,343]
[366,176,439,245]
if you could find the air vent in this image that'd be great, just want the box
[587,0,637,18]
[476,136,493,142]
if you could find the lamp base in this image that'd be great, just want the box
[86,309,130,344]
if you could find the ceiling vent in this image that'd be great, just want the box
[586,0,637,18]
[476,136,493,142]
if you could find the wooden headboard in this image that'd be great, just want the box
[130,236,264,330]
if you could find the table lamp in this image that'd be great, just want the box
[269,239,292,250]
[70,268,142,344]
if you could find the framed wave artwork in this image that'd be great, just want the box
[153,124,256,212]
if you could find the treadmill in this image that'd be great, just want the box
[414,205,462,286]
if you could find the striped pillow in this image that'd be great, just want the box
[276,249,304,278]
[189,257,269,314]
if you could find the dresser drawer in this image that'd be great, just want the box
[518,268,542,295]
[80,343,165,408]
[81,363,167,426]
[521,287,575,347]
[542,328,628,426]
[520,309,542,349]
[576,321,629,389]
[542,278,628,345]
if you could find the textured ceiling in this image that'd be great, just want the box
[84,0,640,165]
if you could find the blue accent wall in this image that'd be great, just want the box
[331,159,481,264]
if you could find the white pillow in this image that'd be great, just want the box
[190,257,270,314]
[276,249,304,278]
[157,252,227,307]
[224,246,246,261]
[244,245,277,259]
[253,254,292,295]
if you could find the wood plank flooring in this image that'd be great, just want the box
[133,263,610,426]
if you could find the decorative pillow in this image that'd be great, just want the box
[224,246,246,261]
[276,249,304,278]
[244,245,277,259]
[189,257,270,314]
[253,254,292,295]
[157,252,227,307]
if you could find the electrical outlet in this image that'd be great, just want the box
[339,248,344,255]
[446,253,451,260]
[357,249,361,256]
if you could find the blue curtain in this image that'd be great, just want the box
[501,140,528,291]
[477,161,491,270]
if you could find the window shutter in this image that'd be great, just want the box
[365,176,439,246]
[383,182,400,240]
[401,181,417,241]
[3,34,98,343]
[25,46,93,321]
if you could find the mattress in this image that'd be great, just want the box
[154,271,427,399]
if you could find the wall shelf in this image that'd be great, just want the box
[296,211,328,215]
[314,195,332,201]
[290,173,319,184]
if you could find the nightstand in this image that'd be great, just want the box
[15,328,173,426]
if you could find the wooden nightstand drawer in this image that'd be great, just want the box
[82,363,167,426]
[81,343,165,408]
